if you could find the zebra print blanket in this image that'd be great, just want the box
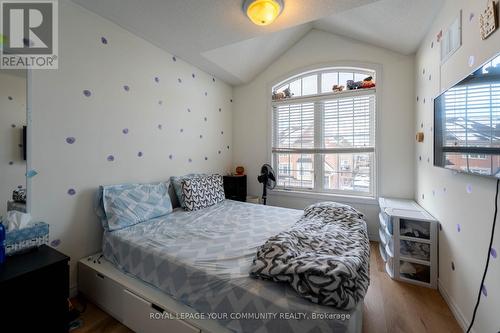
[249,202,370,310]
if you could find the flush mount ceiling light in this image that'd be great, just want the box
[243,0,284,26]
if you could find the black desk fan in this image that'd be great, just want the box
[257,164,276,205]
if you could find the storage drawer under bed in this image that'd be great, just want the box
[123,289,200,333]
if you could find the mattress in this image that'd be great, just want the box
[103,200,362,333]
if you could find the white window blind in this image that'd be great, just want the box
[272,70,376,197]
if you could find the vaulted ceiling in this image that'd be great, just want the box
[71,0,444,85]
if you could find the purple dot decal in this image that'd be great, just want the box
[443,187,447,193]
[107,155,115,162]
[180,128,183,132]
[432,190,436,196]
[158,124,163,130]
[204,117,207,122]
[457,224,461,232]
[466,184,472,194]
[187,108,191,112]
[11,124,16,128]
[423,98,426,104]
[51,239,61,247]
[158,100,163,105]
[451,261,455,270]
[101,37,108,45]
[429,75,432,81]
[219,108,222,112]
[227,145,230,149]
[212,78,216,82]
[188,158,192,163]
[172,56,176,62]
[137,151,143,157]
[178,78,182,83]
[169,154,173,160]
[419,156,422,161]
[422,194,425,200]
[218,150,221,154]
[192,73,195,78]
[204,92,208,96]
[481,285,487,297]
[122,128,129,134]
[67,188,76,196]
[8,96,13,100]
[154,76,160,83]
[83,90,91,97]
[9,161,13,165]
[123,85,130,92]
[65,137,76,144]
[205,157,208,160]
[199,134,203,138]
[491,248,497,259]
[469,13,475,22]
[221,131,224,135]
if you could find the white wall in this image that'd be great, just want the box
[232,29,415,238]
[415,1,500,331]
[0,71,26,217]
[29,1,233,292]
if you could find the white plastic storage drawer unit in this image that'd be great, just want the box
[378,197,438,288]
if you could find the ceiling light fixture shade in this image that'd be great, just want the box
[243,0,284,26]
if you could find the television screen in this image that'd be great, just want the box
[434,53,500,178]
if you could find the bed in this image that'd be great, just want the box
[99,199,364,333]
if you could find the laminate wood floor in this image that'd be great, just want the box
[72,242,461,333]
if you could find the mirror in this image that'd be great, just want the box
[0,69,27,218]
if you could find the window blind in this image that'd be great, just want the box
[272,93,376,154]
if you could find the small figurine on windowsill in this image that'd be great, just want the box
[272,87,293,100]
[332,84,345,92]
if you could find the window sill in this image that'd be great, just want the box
[269,189,378,205]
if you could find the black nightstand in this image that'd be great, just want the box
[0,245,70,332]
[223,175,247,202]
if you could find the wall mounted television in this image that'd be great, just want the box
[434,52,500,178]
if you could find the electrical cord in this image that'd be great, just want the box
[466,178,499,333]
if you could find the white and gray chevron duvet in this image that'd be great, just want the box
[182,175,225,211]
[102,200,363,333]
[250,202,370,310]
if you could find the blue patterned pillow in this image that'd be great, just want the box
[98,182,172,231]
[170,173,206,208]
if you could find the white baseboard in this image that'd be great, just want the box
[438,279,472,333]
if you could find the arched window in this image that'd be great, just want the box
[271,67,377,197]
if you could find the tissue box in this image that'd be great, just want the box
[5,222,49,255]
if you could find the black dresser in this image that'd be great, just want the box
[223,175,247,202]
[0,245,70,332]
